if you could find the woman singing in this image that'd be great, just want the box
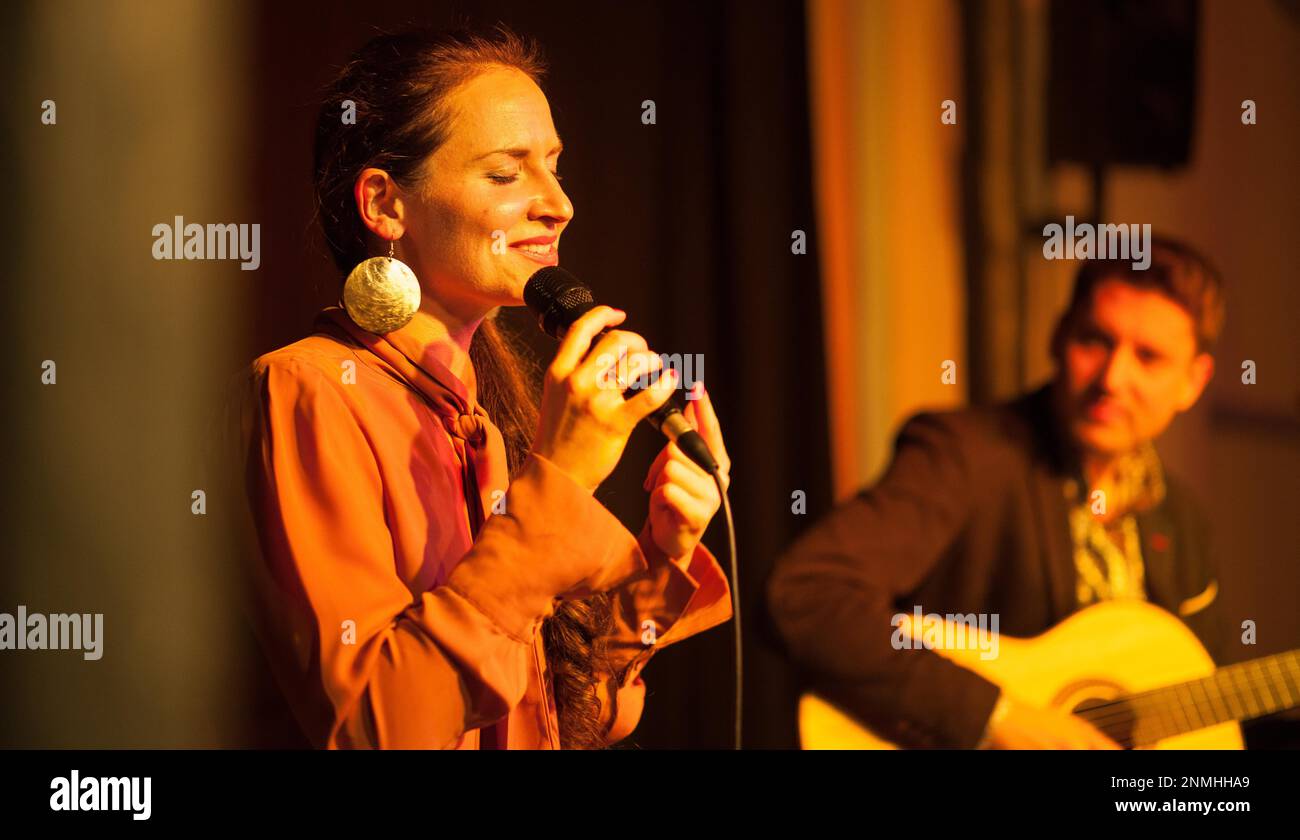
[241,26,733,749]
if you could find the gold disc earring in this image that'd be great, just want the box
[342,239,421,334]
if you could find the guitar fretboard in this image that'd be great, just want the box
[1076,649,1300,748]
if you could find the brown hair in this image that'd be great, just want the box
[313,25,615,749]
[1056,235,1226,354]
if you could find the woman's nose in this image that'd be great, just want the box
[531,173,573,224]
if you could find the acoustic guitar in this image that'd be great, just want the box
[799,600,1300,749]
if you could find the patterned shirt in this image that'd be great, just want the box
[1063,442,1167,607]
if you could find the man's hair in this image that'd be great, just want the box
[1057,235,1226,354]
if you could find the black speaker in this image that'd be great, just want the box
[1048,0,1199,169]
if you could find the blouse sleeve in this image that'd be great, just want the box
[597,523,734,744]
[243,355,650,749]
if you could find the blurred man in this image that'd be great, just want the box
[769,237,1225,748]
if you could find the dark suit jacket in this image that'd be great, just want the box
[767,383,1226,748]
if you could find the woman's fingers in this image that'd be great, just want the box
[683,391,700,428]
[690,382,730,476]
[643,440,678,491]
[651,482,709,527]
[575,328,649,385]
[622,367,677,424]
[643,437,704,490]
[646,443,722,506]
[549,306,625,380]
[655,457,720,503]
[595,349,663,393]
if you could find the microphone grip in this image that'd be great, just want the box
[649,406,719,474]
[563,322,720,474]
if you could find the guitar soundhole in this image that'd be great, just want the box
[1072,696,1136,749]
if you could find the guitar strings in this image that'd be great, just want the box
[1069,656,1300,744]
[1080,661,1300,735]
[1077,653,1300,722]
[1081,657,1300,731]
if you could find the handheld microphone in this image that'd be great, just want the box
[526,266,744,749]
[523,266,719,474]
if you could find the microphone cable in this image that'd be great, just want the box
[523,266,742,746]
[711,468,742,750]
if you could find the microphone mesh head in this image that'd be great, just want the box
[524,267,595,338]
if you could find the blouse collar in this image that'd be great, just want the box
[314,306,479,419]
[383,309,478,408]
[313,305,508,534]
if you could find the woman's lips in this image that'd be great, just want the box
[511,243,558,265]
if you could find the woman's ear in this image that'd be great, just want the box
[353,167,407,242]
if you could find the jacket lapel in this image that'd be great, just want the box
[1135,505,1179,613]
[1030,465,1078,625]
[1018,385,1079,625]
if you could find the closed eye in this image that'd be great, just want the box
[487,170,563,185]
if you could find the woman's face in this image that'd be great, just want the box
[400,66,573,321]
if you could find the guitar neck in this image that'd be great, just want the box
[1080,649,1300,746]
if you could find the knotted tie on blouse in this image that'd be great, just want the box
[314,306,508,536]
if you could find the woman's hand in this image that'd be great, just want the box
[532,306,678,493]
[642,381,731,559]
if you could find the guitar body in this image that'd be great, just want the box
[800,601,1244,749]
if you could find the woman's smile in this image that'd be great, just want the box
[509,235,559,265]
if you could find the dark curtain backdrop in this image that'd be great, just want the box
[248,0,831,749]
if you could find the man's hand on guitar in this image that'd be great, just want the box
[988,698,1122,749]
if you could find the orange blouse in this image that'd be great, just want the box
[240,305,732,749]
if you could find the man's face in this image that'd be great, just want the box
[1056,278,1214,458]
